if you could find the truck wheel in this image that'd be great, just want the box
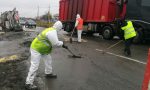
[64,24,72,32]
[102,26,113,40]
[133,28,143,44]
[86,32,94,36]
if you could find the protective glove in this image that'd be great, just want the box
[62,44,68,49]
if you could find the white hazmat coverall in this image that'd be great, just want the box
[26,21,63,85]
[75,14,83,42]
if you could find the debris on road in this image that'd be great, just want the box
[0,32,5,35]
[0,55,19,63]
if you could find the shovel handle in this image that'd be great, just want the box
[71,28,75,37]
[107,40,123,50]
[66,48,75,56]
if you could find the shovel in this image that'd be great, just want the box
[66,48,82,58]
[69,28,75,43]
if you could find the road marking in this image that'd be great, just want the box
[96,49,146,65]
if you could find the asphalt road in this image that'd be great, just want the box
[0,27,149,90]
[35,29,149,90]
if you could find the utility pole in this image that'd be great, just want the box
[37,5,39,20]
[48,4,50,23]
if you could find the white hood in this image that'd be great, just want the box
[76,14,80,19]
[53,21,63,31]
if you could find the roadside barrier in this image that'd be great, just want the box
[142,49,150,90]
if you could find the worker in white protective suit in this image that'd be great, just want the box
[25,21,68,90]
[75,14,83,42]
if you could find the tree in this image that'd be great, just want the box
[40,12,52,21]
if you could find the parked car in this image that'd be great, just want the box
[19,19,26,26]
[25,19,36,28]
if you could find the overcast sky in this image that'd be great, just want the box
[0,0,60,18]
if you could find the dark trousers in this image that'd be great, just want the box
[124,37,134,56]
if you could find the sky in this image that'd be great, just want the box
[0,0,60,18]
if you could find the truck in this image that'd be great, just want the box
[0,8,23,32]
[126,0,150,43]
[59,0,127,39]
[59,0,150,43]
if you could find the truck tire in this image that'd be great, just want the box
[102,26,113,40]
[64,24,71,32]
[133,28,143,44]
[66,24,71,32]
[86,32,94,36]
[64,23,74,32]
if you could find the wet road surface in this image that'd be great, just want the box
[0,27,149,90]
[36,30,149,90]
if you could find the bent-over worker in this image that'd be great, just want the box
[25,21,68,89]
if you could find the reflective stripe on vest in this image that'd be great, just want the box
[77,18,83,30]
[31,28,54,54]
[121,21,136,40]
[37,33,50,46]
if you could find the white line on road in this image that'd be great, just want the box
[96,49,146,65]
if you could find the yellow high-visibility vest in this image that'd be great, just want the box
[121,21,136,40]
[31,28,54,54]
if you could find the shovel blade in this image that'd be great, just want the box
[68,55,82,58]
[72,55,82,58]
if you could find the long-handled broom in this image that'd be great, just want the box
[102,40,123,54]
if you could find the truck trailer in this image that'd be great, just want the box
[59,0,127,39]
[59,0,150,43]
